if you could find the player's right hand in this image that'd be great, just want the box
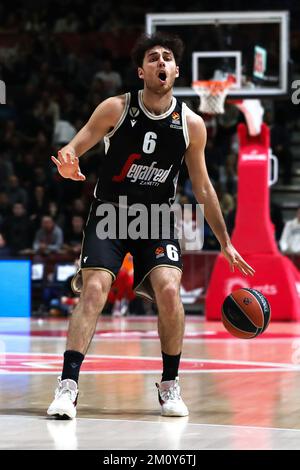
[51,150,86,181]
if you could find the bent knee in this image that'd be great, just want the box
[155,281,180,303]
[81,276,111,310]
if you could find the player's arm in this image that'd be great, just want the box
[51,95,125,181]
[185,111,255,276]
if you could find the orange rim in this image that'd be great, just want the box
[192,76,235,95]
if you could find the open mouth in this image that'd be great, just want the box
[158,71,167,82]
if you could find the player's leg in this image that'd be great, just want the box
[132,237,188,417]
[47,201,126,419]
[150,266,188,417]
[65,269,113,354]
[47,269,113,419]
[150,266,184,358]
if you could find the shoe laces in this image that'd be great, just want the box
[160,381,181,402]
[55,378,77,400]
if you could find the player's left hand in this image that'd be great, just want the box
[221,243,255,276]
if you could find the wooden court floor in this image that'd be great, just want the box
[1,315,300,450]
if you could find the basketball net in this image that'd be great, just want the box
[193,76,264,136]
[192,75,235,115]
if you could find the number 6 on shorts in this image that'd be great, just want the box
[166,244,179,261]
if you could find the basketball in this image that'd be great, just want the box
[222,288,271,339]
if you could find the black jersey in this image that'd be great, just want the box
[94,90,189,208]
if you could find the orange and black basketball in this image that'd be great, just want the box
[222,288,271,339]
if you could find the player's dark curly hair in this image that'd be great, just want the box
[131,32,184,67]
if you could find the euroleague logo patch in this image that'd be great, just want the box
[155,246,165,259]
[170,111,182,129]
[243,297,253,305]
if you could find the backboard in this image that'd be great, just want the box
[146,11,290,98]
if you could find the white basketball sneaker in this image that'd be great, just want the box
[156,377,189,417]
[47,377,78,419]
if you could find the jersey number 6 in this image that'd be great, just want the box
[143,132,157,154]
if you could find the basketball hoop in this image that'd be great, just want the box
[192,76,235,114]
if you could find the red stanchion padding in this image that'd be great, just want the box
[231,124,278,254]
[206,123,300,321]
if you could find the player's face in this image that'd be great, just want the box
[138,46,179,94]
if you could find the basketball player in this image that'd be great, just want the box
[47,33,255,419]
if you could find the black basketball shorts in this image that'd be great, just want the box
[77,200,183,302]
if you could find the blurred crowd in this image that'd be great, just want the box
[0,0,300,260]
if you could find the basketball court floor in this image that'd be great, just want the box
[1,315,300,450]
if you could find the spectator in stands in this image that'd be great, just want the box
[225,151,238,194]
[64,215,84,255]
[202,221,219,250]
[0,192,11,225]
[66,197,89,222]
[265,110,293,185]
[0,154,14,191]
[47,200,65,228]
[214,182,235,218]
[2,120,17,150]
[94,59,122,97]
[33,215,63,254]
[0,233,11,256]
[215,104,240,157]
[88,77,107,108]
[31,131,52,166]
[225,196,237,237]
[14,153,35,188]
[204,138,223,184]
[271,201,284,242]
[81,172,98,202]
[60,92,78,123]
[183,179,197,206]
[54,12,79,33]
[29,185,49,228]
[23,11,46,33]
[6,174,28,208]
[1,202,32,255]
[178,204,203,252]
[31,166,49,190]
[279,206,300,254]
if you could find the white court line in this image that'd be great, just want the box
[1,333,299,345]
[1,368,300,375]
[4,351,300,369]
[1,414,300,434]
[2,353,300,374]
